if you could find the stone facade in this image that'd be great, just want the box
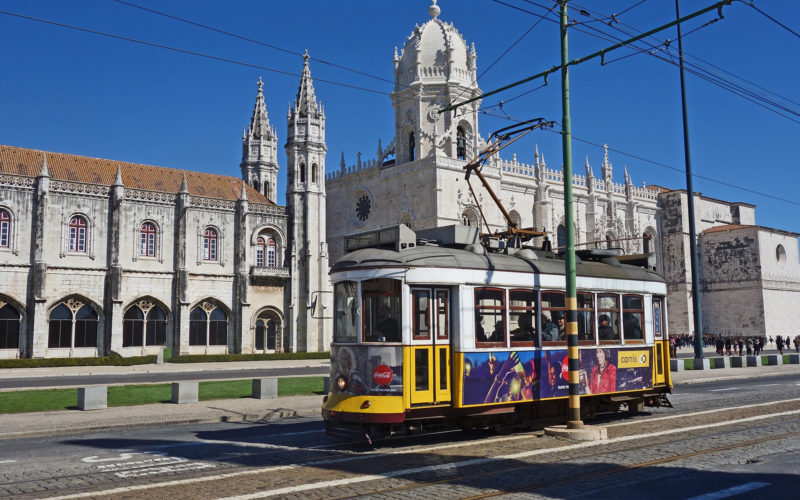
[0,61,332,358]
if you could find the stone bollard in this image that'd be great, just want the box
[764,354,783,366]
[323,376,331,393]
[709,357,729,369]
[78,386,107,410]
[787,354,799,365]
[745,355,762,367]
[691,358,710,370]
[729,356,744,368]
[669,359,684,372]
[171,381,198,404]
[156,348,164,365]
[252,378,278,399]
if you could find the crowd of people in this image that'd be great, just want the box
[669,333,800,358]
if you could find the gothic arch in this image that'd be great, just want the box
[508,209,522,228]
[123,296,171,317]
[461,207,480,229]
[251,306,284,353]
[0,204,19,254]
[46,294,103,352]
[456,120,474,160]
[642,226,657,254]
[0,293,25,353]
[122,296,171,349]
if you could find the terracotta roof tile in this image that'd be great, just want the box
[0,145,272,204]
[700,224,754,235]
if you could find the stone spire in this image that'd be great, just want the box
[601,144,613,185]
[429,0,440,19]
[38,152,49,177]
[241,76,279,201]
[179,172,189,194]
[113,165,124,186]
[247,77,273,140]
[293,50,321,119]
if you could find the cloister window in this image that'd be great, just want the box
[312,163,318,184]
[409,132,415,162]
[300,163,306,184]
[643,233,651,254]
[48,300,98,348]
[203,228,218,261]
[122,301,167,347]
[139,222,157,257]
[0,302,20,349]
[557,225,566,250]
[69,216,88,253]
[255,311,278,351]
[0,209,10,248]
[189,303,228,346]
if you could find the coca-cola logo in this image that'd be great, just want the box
[373,365,393,385]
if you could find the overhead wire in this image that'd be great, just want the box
[0,8,390,96]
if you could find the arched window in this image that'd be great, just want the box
[253,179,260,193]
[312,163,318,184]
[203,228,218,261]
[265,181,271,200]
[299,163,306,183]
[461,208,478,229]
[140,222,157,257]
[255,311,279,351]
[409,132,415,162]
[0,209,10,248]
[557,224,566,250]
[267,238,277,266]
[643,233,650,254]
[0,302,21,349]
[123,301,167,347]
[256,237,266,267]
[456,126,467,160]
[48,300,98,348]
[189,303,228,346]
[69,216,88,253]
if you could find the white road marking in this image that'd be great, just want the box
[49,408,800,500]
[604,396,800,427]
[684,481,771,500]
[0,459,17,464]
[708,388,740,392]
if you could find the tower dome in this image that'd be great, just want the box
[390,1,481,164]
[394,0,476,88]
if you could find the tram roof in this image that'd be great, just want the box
[332,244,665,283]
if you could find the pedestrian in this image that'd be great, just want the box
[794,336,800,354]
[745,337,753,356]
[776,335,784,355]
[725,337,732,356]
[737,338,744,357]
[716,337,724,356]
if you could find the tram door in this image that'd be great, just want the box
[409,288,451,405]
[652,297,667,385]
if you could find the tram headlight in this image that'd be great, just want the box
[336,375,348,392]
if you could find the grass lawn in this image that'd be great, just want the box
[0,376,323,414]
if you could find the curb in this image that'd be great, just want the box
[0,406,321,441]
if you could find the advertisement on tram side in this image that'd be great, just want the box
[331,345,404,396]
[461,347,653,405]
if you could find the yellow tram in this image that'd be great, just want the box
[322,224,672,442]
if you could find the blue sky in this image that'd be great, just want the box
[2,0,798,235]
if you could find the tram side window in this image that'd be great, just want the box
[363,278,401,342]
[577,292,595,343]
[510,289,536,346]
[541,291,566,343]
[436,290,450,340]
[474,288,506,346]
[622,295,644,342]
[412,289,431,340]
[334,281,359,343]
[597,294,621,343]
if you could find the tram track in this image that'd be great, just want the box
[13,399,800,499]
[327,418,800,499]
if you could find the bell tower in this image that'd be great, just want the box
[284,52,332,352]
[241,77,279,202]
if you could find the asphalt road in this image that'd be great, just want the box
[0,366,330,390]
[1,373,799,499]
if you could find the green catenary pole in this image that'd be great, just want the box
[560,0,582,429]
[675,0,705,359]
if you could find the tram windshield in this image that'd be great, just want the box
[334,281,359,342]
[362,278,401,342]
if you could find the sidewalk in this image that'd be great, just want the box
[2,362,799,440]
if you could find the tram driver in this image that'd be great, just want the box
[375,304,400,342]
